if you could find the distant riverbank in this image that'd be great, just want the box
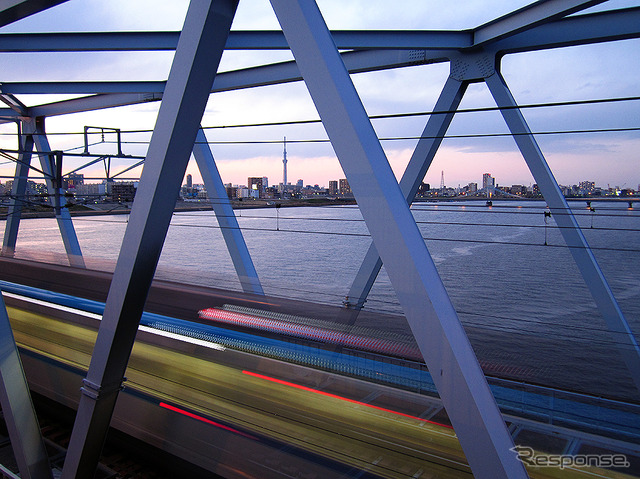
[2,194,636,220]
[0,197,358,219]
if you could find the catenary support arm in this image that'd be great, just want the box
[269,1,527,477]
[193,128,263,295]
[61,0,239,477]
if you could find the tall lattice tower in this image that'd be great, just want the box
[283,136,288,186]
[440,170,445,191]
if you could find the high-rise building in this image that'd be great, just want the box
[579,180,595,194]
[186,174,192,189]
[248,177,263,196]
[482,173,495,189]
[110,181,137,202]
[339,178,351,195]
[67,173,84,188]
[328,180,338,195]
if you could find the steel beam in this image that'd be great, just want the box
[6,82,166,95]
[473,0,605,46]
[0,108,19,122]
[5,5,639,118]
[2,120,33,258]
[0,0,68,28]
[0,29,471,52]
[192,128,263,295]
[61,0,238,477]
[6,3,640,101]
[0,92,27,115]
[30,118,84,268]
[1,49,449,123]
[269,1,526,477]
[0,291,52,479]
[28,92,163,118]
[3,48,449,97]
[485,70,640,395]
[491,7,640,55]
[345,75,468,310]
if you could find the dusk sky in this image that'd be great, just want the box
[0,0,638,190]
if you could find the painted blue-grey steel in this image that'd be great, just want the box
[491,7,640,54]
[268,1,526,477]
[485,70,640,395]
[0,92,28,115]
[192,128,263,295]
[473,0,605,46]
[0,290,52,479]
[27,92,163,119]
[0,1,609,54]
[0,0,68,28]
[0,29,472,52]
[30,119,85,268]
[60,1,239,477]
[345,76,468,310]
[0,48,448,97]
[0,108,19,120]
[2,121,34,257]
[1,4,639,118]
[0,118,84,267]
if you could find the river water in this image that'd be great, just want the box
[5,200,640,402]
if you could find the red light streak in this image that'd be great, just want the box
[159,402,258,440]
[242,370,453,429]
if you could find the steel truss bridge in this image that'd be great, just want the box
[0,1,638,478]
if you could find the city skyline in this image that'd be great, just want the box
[0,1,637,190]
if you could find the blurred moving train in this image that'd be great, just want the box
[1,278,639,478]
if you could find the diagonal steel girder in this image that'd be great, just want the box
[1,117,84,267]
[31,118,85,268]
[485,69,640,395]
[347,48,640,395]
[193,128,263,295]
[0,0,68,28]
[268,1,527,477]
[60,0,239,477]
[345,75,468,310]
[0,290,52,479]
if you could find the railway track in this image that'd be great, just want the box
[0,393,217,478]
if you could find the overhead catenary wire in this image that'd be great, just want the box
[0,91,635,349]
[0,94,638,137]
[10,209,639,349]
[171,208,640,231]
[0,93,636,193]
[101,125,640,147]
[71,213,640,254]
[22,226,637,351]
